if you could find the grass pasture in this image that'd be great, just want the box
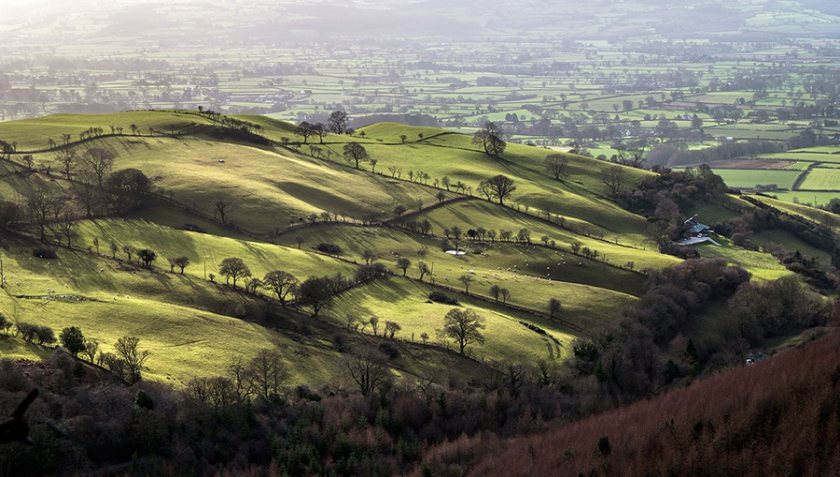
[402,199,677,270]
[0,111,213,151]
[0,238,344,385]
[71,218,357,283]
[704,168,802,190]
[0,110,821,391]
[694,238,792,281]
[32,135,452,233]
[799,168,840,190]
[326,277,575,364]
[276,223,638,332]
[314,131,655,247]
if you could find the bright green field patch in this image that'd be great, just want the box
[327,277,574,364]
[0,111,212,150]
[278,224,637,333]
[71,218,356,283]
[712,169,801,189]
[0,242,343,386]
[766,191,840,208]
[790,146,840,154]
[694,238,791,281]
[799,168,840,191]
[748,194,840,231]
[751,229,832,265]
[35,136,450,233]
[316,131,654,247]
[357,122,449,143]
[759,152,840,164]
[684,196,753,225]
[405,199,676,271]
[784,161,815,171]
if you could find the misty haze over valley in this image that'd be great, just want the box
[0,1,839,476]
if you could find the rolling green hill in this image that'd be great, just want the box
[0,110,823,388]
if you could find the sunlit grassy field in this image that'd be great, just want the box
[0,111,213,150]
[0,110,812,389]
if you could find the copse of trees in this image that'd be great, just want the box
[478,174,516,205]
[616,166,728,241]
[489,284,511,303]
[169,256,190,274]
[355,262,389,283]
[343,142,368,169]
[59,326,86,356]
[297,276,336,316]
[231,349,290,401]
[565,259,818,399]
[328,110,350,134]
[18,322,56,345]
[0,200,22,231]
[728,276,829,345]
[138,249,157,267]
[316,242,342,255]
[244,277,262,295]
[472,121,506,156]
[105,168,151,215]
[218,257,251,288]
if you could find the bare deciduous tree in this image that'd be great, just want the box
[472,122,506,156]
[545,154,569,181]
[55,148,77,180]
[600,165,627,197]
[264,270,298,306]
[114,336,151,384]
[245,349,290,400]
[480,175,516,205]
[82,148,115,187]
[439,308,486,356]
[346,351,391,396]
[219,257,251,288]
[214,198,230,223]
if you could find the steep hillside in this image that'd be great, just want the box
[0,110,823,388]
[466,330,840,477]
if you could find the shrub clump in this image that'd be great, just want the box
[428,291,459,305]
[316,243,342,255]
[378,342,400,359]
[32,248,58,259]
[18,322,56,345]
